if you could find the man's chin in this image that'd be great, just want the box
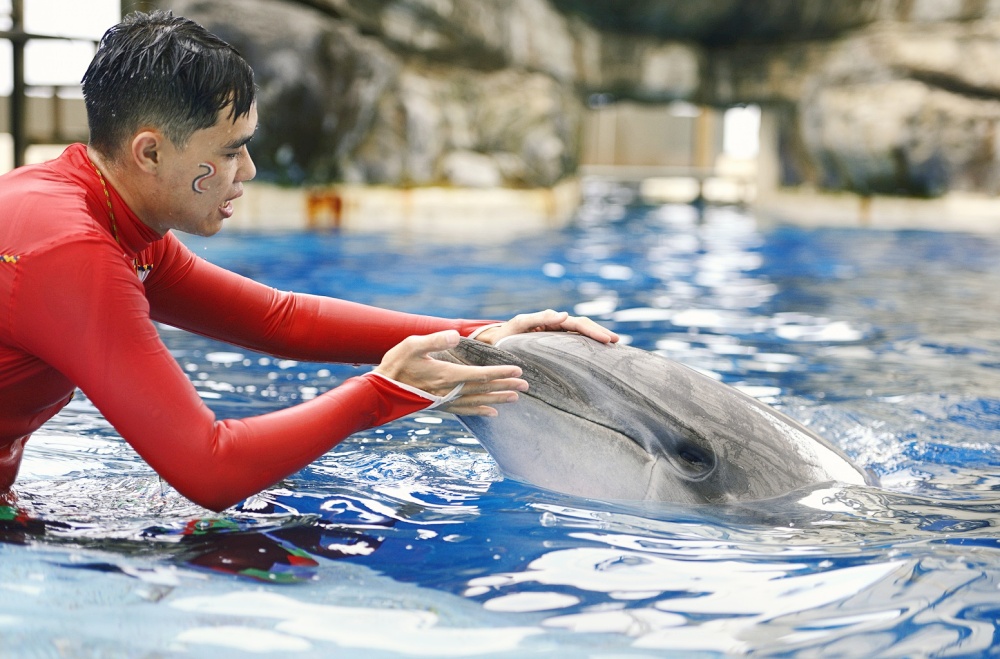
[184,220,225,238]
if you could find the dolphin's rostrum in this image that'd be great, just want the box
[436,332,877,504]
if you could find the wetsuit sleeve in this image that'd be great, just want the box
[143,233,492,364]
[9,236,433,511]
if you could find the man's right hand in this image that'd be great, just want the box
[373,330,528,417]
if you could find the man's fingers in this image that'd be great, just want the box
[475,310,564,345]
[477,309,618,346]
[557,315,620,344]
[399,332,526,384]
[408,362,520,390]
[450,391,519,408]
[375,330,525,399]
[418,365,524,399]
[513,309,567,332]
[426,362,522,389]
[401,329,461,357]
[439,390,524,416]
[443,404,499,417]
[459,377,528,395]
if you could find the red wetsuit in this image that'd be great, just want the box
[0,144,490,511]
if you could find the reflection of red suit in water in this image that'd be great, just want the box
[0,144,488,511]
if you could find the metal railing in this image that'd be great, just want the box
[1,0,98,168]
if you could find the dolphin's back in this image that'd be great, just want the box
[444,333,876,504]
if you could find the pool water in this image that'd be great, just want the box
[4,183,1000,656]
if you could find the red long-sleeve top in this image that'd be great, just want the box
[0,144,489,511]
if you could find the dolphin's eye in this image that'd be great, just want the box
[679,447,706,466]
[672,440,716,479]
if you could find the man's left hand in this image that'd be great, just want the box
[475,309,619,346]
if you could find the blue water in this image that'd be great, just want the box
[5,183,1000,656]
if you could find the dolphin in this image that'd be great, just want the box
[436,332,877,504]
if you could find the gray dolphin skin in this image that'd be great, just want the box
[437,332,878,504]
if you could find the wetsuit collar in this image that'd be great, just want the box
[60,144,161,258]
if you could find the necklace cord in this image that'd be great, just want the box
[89,160,139,275]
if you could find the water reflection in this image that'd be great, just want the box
[453,479,1000,654]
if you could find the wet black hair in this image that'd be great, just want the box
[82,10,255,157]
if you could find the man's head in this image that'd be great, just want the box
[82,10,255,160]
[82,11,258,237]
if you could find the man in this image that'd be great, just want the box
[0,11,616,512]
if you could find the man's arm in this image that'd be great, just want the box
[8,237,464,511]
[143,233,492,364]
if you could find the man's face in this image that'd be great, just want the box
[152,102,258,237]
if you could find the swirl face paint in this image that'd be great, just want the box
[192,162,217,193]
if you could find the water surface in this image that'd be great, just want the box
[4,185,1000,656]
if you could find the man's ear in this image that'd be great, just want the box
[130,130,164,174]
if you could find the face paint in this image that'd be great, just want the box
[192,162,217,194]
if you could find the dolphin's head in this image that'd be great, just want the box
[438,332,874,504]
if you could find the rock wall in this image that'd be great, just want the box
[564,0,1000,196]
[161,0,1000,197]
[704,17,1000,196]
[551,0,882,44]
[161,0,698,188]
